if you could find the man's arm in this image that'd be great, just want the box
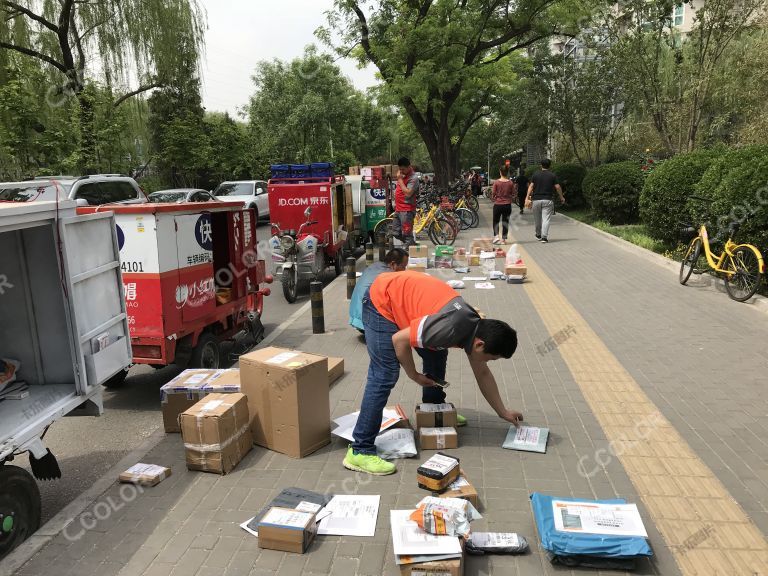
[555,183,565,203]
[398,173,417,198]
[392,328,437,387]
[526,182,534,202]
[468,356,524,426]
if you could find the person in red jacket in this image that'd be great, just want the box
[343,271,523,475]
[491,165,517,244]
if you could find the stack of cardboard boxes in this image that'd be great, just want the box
[408,245,429,272]
[416,403,459,450]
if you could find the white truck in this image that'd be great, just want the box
[0,200,132,558]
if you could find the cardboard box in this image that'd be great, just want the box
[415,403,458,429]
[160,369,241,433]
[119,463,172,487]
[239,347,330,458]
[434,246,455,258]
[439,470,479,508]
[399,555,463,576]
[417,453,461,492]
[181,393,252,474]
[468,255,480,267]
[471,238,494,253]
[504,265,527,277]
[419,427,459,450]
[328,357,345,385]
[409,245,429,258]
[258,507,318,554]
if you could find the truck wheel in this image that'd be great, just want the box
[190,333,220,369]
[102,369,128,389]
[0,465,41,559]
[282,268,298,303]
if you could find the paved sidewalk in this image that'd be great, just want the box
[4,204,768,576]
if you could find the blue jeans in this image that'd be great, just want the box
[351,294,449,455]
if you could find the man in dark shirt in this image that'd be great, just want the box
[343,272,523,475]
[526,158,565,243]
[515,169,529,214]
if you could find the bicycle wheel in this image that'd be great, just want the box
[724,246,763,302]
[679,237,702,285]
[455,208,473,231]
[466,195,479,212]
[373,217,394,246]
[442,210,462,232]
[469,208,480,228]
[428,218,456,246]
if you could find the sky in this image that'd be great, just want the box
[199,0,379,116]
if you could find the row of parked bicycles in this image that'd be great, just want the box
[373,180,481,246]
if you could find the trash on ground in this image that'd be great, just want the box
[118,463,172,487]
[502,425,549,453]
[317,494,381,537]
[417,452,461,492]
[466,532,529,555]
[410,496,481,537]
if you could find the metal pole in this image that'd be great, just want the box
[346,257,356,300]
[366,241,374,265]
[377,232,386,261]
[310,281,325,334]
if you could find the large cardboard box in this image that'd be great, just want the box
[471,238,494,253]
[239,347,330,458]
[160,369,241,433]
[258,507,318,553]
[415,403,458,429]
[399,555,463,576]
[328,357,345,385]
[419,427,458,450]
[181,393,252,474]
[439,470,479,509]
[504,265,527,277]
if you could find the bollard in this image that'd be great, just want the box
[310,281,325,334]
[366,241,374,264]
[377,232,386,261]
[346,257,357,300]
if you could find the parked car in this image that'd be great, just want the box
[0,175,146,205]
[213,180,269,221]
[148,189,220,203]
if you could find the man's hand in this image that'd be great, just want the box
[500,409,524,427]
[413,373,437,388]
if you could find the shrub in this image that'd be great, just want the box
[690,145,768,250]
[552,163,587,208]
[640,147,725,244]
[582,161,644,224]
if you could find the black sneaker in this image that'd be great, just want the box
[540,237,548,243]
[535,234,541,240]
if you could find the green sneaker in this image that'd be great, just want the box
[343,447,396,476]
[456,414,467,427]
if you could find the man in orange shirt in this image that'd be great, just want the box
[343,271,523,475]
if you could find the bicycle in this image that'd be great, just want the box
[679,197,764,302]
[374,204,457,247]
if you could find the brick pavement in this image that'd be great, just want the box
[5,204,768,576]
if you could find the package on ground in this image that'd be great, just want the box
[257,507,318,553]
[376,427,418,459]
[410,496,481,538]
[504,265,527,277]
[531,493,652,570]
[419,427,458,450]
[435,245,454,268]
[471,238,494,253]
[480,252,497,274]
[417,452,461,492]
[240,347,330,458]
[391,510,464,574]
[245,487,332,536]
[409,245,429,258]
[118,463,171,487]
[439,470,479,508]
[332,404,409,442]
[398,555,463,576]
[452,253,468,268]
[468,255,480,267]
[407,257,428,271]
[328,357,345,385]
[181,393,252,474]
[466,533,529,556]
[160,368,241,433]
[416,403,458,429]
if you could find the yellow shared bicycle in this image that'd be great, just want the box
[679,214,764,302]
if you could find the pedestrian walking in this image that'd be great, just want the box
[343,272,523,475]
[470,170,482,197]
[526,158,565,243]
[349,248,409,333]
[392,157,419,247]
[491,166,516,245]
[515,168,529,215]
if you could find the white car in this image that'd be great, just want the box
[213,180,269,221]
[0,175,146,205]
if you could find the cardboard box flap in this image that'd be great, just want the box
[240,347,327,372]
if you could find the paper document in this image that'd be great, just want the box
[332,408,403,442]
[552,501,649,538]
[318,495,380,537]
[462,276,487,281]
[502,425,549,453]
[474,282,495,290]
[390,510,463,556]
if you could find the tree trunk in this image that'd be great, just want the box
[77,89,97,174]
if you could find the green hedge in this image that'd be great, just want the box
[688,145,768,250]
[583,161,644,224]
[552,163,587,208]
[640,148,723,244]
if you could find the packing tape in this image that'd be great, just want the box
[184,424,250,453]
[436,432,445,450]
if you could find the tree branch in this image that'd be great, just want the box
[350,2,389,82]
[113,82,164,107]
[0,41,67,72]
[1,0,59,32]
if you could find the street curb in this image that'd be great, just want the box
[0,258,359,575]
[560,213,768,315]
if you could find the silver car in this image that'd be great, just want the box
[148,189,219,203]
[0,175,146,205]
[213,180,269,221]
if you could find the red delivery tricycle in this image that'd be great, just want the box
[79,201,273,386]
[268,169,361,303]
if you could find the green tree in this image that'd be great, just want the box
[327,0,586,185]
[205,112,249,185]
[0,0,205,172]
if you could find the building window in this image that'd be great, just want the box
[673,4,685,27]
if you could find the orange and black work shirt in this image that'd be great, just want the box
[369,271,480,353]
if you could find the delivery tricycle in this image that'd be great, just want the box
[268,170,362,303]
[77,201,273,384]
